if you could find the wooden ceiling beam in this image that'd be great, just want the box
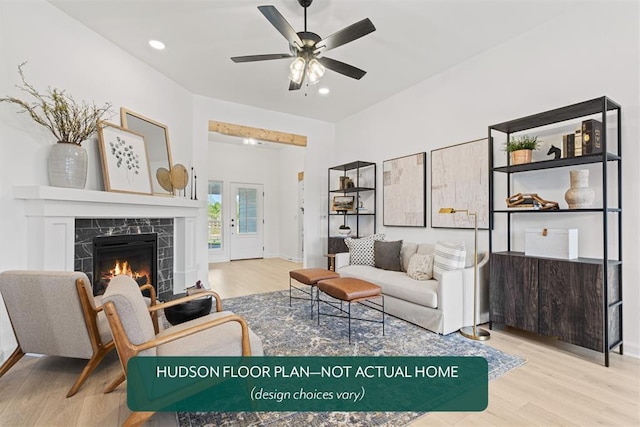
[208,120,307,147]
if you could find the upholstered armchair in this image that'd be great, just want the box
[101,274,263,426]
[0,271,118,397]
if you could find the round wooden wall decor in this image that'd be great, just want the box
[170,163,189,190]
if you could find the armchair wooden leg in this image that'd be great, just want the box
[124,411,155,427]
[104,371,126,393]
[0,346,25,377]
[66,342,115,397]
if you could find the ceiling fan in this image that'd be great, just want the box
[231,0,376,90]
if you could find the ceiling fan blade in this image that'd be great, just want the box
[231,53,293,63]
[318,57,367,80]
[313,18,376,54]
[258,5,304,48]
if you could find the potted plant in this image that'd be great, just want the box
[1,63,112,188]
[504,135,539,165]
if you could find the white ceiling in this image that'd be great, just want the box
[49,0,573,123]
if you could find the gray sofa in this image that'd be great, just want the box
[335,242,489,335]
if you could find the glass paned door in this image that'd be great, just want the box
[229,183,264,260]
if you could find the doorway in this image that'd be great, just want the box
[208,120,306,263]
[229,182,264,260]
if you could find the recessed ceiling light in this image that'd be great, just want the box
[149,40,165,50]
[318,87,330,95]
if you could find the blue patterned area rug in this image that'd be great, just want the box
[176,290,525,426]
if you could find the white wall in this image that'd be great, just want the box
[277,146,305,261]
[0,0,197,358]
[335,1,640,356]
[206,139,304,262]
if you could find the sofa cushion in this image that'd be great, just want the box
[416,243,435,255]
[345,234,385,266]
[400,242,418,272]
[433,241,466,281]
[406,253,434,280]
[374,240,402,271]
[337,265,438,309]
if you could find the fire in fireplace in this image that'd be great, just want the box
[92,233,158,296]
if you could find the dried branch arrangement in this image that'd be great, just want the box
[0,62,112,145]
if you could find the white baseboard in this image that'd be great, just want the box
[622,342,640,359]
[278,255,303,263]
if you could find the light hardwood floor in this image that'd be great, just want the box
[0,258,638,426]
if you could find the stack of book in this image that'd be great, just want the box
[562,119,602,158]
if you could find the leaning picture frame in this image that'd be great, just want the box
[120,108,174,196]
[332,196,355,212]
[98,122,153,195]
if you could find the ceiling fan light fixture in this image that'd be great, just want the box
[307,58,325,84]
[231,4,375,91]
[289,57,306,84]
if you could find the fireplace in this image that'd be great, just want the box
[92,233,158,296]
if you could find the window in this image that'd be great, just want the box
[208,181,222,249]
[236,188,258,234]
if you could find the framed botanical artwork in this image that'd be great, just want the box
[431,138,489,229]
[98,122,153,195]
[383,152,426,227]
[332,196,355,212]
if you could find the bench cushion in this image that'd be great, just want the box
[290,268,339,285]
[318,277,381,301]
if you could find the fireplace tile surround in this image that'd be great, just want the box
[75,219,173,297]
[13,185,204,296]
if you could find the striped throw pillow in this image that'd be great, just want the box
[433,241,466,281]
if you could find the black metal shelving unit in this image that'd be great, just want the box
[488,96,622,366]
[327,161,376,256]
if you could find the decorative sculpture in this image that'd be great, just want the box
[547,144,561,160]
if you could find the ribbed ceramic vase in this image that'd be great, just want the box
[564,169,595,209]
[48,142,88,188]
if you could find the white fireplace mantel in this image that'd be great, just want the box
[13,185,206,293]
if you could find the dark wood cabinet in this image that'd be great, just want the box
[491,253,538,333]
[488,97,623,366]
[492,252,622,354]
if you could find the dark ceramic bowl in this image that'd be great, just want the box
[164,294,212,325]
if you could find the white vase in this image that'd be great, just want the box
[564,169,595,209]
[337,227,351,236]
[48,142,88,188]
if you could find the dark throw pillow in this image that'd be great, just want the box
[374,240,403,271]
